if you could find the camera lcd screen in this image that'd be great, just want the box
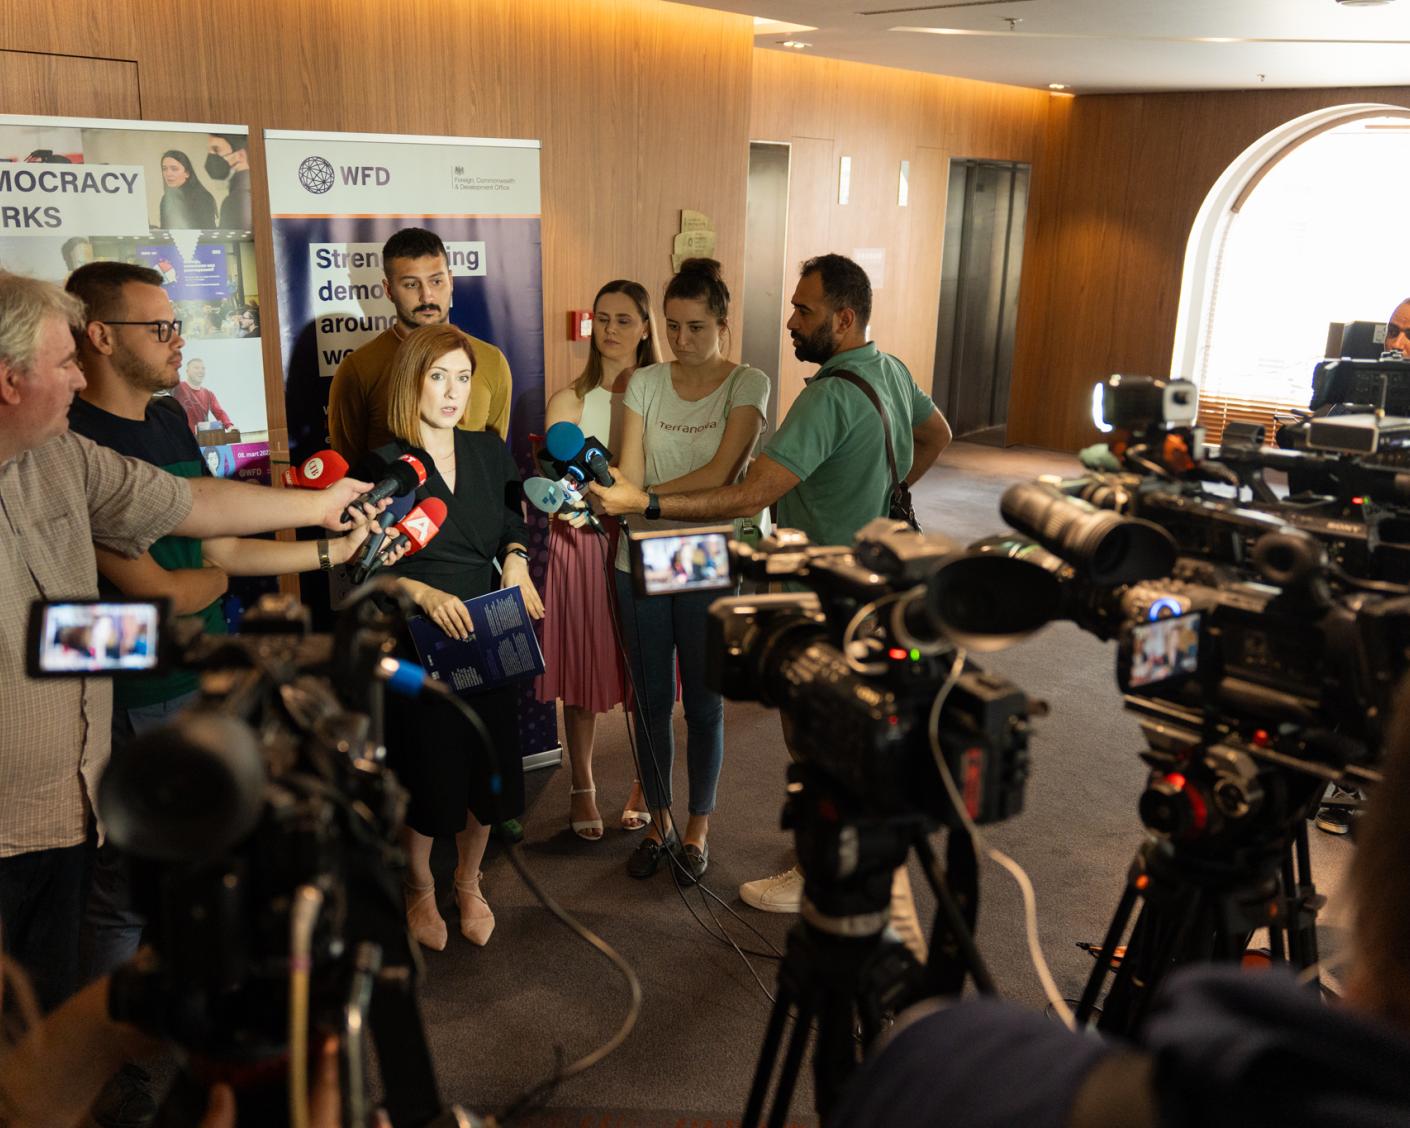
[28,600,162,676]
[1127,612,1200,689]
[631,528,734,596]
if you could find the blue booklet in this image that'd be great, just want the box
[406,587,545,698]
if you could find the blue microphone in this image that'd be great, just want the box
[544,421,615,487]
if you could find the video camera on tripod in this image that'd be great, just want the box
[26,587,492,1128]
[980,373,1406,1034]
[697,518,1056,1125]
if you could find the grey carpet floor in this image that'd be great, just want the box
[410,441,1355,1124]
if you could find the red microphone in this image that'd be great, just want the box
[394,497,448,554]
[282,449,350,489]
[347,498,447,585]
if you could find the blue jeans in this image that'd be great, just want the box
[614,570,725,817]
[82,692,197,982]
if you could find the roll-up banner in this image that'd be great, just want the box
[0,115,270,482]
[264,128,558,766]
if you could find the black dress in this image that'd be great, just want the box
[376,430,529,834]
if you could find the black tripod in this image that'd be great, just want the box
[742,765,995,1128]
[1075,817,1325,1038]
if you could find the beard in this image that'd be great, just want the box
[114,343,176,394]
[791,321,837,364]
[397,303,448,330]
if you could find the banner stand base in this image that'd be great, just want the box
[523,745,562,773]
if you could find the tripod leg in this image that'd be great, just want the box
[367,967,444,1128]
[812,993,860,1123]
[1289,824,1323,978]
[767,994,816,1128]
[1101,884,1210,1037]
[1075,882,1138,1025]
[743,980,797,1128]
[913,835,996,995]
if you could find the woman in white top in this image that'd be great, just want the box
[613,258,770,883]
[537,280,661,841]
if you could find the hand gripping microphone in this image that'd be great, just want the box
[345,489,416,584]
[345,451,428,519]
[544,421,615,487]
[348,497,448,585]
[282,449,350,489]
[525,475,604,534]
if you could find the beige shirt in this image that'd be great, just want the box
[326,327,513,469]
[0,431,193,856]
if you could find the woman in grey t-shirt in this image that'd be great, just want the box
[613,258,769,884]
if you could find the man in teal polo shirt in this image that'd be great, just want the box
[591,252,951,558]
[591,253,952,913]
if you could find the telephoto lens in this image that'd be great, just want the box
[98,712,266,863]
[1000,480,1176,585]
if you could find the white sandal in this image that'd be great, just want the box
[570,785,604,841]
[620,779,652,833]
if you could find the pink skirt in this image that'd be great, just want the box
[534,519,628,713]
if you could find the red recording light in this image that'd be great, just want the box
[888,647,908,660]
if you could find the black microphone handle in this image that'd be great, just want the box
[350,533,405,586]
[585,449,615,486]
[347,461,422,515]
[348,511,396,583]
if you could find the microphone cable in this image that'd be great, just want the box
[397,624,644,1118]
[926,650,1075,1030]
[597,530,793,979]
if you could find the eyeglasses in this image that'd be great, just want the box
[103,319,183,343]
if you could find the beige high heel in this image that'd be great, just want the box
[404,879,447,951]
[454,868,495,945]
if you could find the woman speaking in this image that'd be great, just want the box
[375,323,543,950]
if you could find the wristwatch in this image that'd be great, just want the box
[317,538,333,571]
[505,547,530,564]
[644,491,661,521]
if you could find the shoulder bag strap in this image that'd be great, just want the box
[820,369,901,490]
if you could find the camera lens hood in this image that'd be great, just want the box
[98,712,266,863]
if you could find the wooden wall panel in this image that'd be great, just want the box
[749,50,1052,418]
[0,0,753,455]
[0,51,139,119]
[1011,84,1410,452]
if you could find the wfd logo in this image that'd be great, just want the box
[297,156,335,194]
[297,156,391,194]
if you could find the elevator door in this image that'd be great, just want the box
[933,160,1030,444]
[741,142,791,436]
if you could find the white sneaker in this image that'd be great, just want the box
[889,865,929,964]
[740,865,804,913]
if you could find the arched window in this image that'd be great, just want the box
[1172,104,1410,443]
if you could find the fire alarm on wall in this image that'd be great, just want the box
[569,309,593,341]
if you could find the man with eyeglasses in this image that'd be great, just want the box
[0,267,384,1024]
[63,261,407,992]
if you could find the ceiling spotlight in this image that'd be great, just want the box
[1049,83,1069,90]
[754,16,818,35]
[1335,0,1397,6]
[781,40,812,49]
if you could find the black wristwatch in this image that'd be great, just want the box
[644,491,661,520]
[505,547,529,564]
